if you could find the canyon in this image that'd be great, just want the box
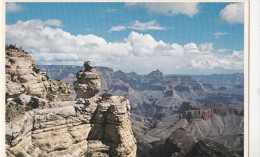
[5,46,244,157]
[37,64,244,156]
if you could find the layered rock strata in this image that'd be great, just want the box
[5,49,136,157]
[6,48,71,101]
[6,96,136,157]
[177,102,244,138]
[178,102,243,121]
[74,61,101,99]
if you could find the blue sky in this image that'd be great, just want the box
[5,2,244,74]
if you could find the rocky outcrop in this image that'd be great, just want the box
[178,102,243,123]
[6,96,136,157]
[5,49,136,157]
[149,128,197,157]
[138,102,244,157]
[163,89,175,97]
[5,48,71,101]
[174,102,244,154]
[187,139,241,157]
[174,83,191,93]
[36,65,244,156]
[147,69,163,78]
[74,61,101,99]
[149,129,240,157]
[5,48,71,121]
[176,102,244,138]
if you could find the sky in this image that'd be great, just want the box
[5,2,244,75]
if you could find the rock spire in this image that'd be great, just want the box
[74,61,101,99]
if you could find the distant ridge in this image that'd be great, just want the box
[37,65,244,87]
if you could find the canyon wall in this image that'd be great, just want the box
[5,47,136,157]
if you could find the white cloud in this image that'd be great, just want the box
[13,19,63,28]
[184,43,199,54]
[125,2,199,17]
[125,31,183,57]
[184,43,214,54]
[220,3,244,24]
[213,32,228,39]
[191,50,243,70]
[217,49,232,53]
[109,20,166,32]
[6,2,23,13]
[44,19,63,27]
[6,19,243,74]
[109,25,126,32]
[198,43,214,52]
[129,20,166,31]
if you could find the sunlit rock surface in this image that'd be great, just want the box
[5,48,136,157]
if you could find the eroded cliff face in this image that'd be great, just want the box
[148,102,244,156]
[5,48,136,157]
[135,101,243,156]
[6,96,136,157]
[149,129,241,157]
[5,48,71,101]
[177,102,244,138]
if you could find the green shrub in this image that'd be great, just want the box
[6,101,25,122]
[26,97,40,110]
[84,152,93,157]
[97,93,112,103]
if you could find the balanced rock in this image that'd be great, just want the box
[74,61,101,99]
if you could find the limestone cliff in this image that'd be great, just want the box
[5,47,71,101]
[177,102,244,138]
[5,48,137,157]
[6,96,136,157]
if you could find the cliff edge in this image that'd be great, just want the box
[5,46,137,157]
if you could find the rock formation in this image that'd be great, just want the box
[147,69,163,78]
[6,96,136,157]
[149,129,240,157]
[149,128,197,157]
[5,47,136,157]
[35,61,244,157]
[74,61,101,99]
[187,139,241,157]
[5,47,71,101]
[178,102,243,122]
